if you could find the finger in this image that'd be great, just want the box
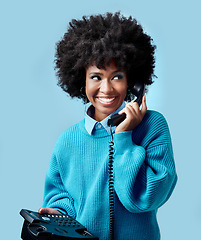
[140,95,147,117]
[118,100,139,115]
[127,101,140,115]
[126,103,138,117]
[118,108,125,115]
[38,208,62,215]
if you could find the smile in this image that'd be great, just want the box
[96,97,116,104]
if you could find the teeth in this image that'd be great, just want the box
[97,97,115,103]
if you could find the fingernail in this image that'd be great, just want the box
[39,208,46,214]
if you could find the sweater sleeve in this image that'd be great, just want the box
[42,151,76,218]
[113,111,177,213]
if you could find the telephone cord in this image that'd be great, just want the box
[108,125,114,240]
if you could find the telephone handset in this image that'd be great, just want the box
[108,82,145,126]
[20,209,99,240]
[107,82,145,240]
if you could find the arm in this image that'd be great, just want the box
[113,112,177,213]
[41,150,76,218]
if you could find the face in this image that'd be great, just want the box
[85,61,128,122]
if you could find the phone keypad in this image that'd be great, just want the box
[43,214,81,228]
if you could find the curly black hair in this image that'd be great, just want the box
[55,12,156,102]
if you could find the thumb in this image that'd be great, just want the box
[140,95,147,116]
[38,208,62,215]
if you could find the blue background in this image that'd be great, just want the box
[1,0,201,239]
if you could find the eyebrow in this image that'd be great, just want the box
[89,72,103,76]
[89,70,123,76]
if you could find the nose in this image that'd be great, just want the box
[100,79,113,94]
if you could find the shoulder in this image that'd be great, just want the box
[142,110,169,130]
[144,109,166,121]
[143,110,168,129]
[133,110,172,147]
[54,119,86,149]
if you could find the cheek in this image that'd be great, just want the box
[117,83,127,98]
[85,82,98,99]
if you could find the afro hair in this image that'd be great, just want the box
[55,12,156,102]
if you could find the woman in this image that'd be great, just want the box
[39,12,177,240]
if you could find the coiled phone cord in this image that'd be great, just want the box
[108,125,114,240]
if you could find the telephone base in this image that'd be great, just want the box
[21,220,36,240]
[20,209,99,240]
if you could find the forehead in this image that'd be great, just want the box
[86,61,122,74]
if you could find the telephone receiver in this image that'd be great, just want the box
[108,82,145,126]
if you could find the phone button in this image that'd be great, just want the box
[42,216,51,221]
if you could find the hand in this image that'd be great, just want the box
[115,95,147,133]
[38,207,62,215]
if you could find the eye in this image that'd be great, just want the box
[90,75,102,81]
[113,73,124,80]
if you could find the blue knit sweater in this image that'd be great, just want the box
[43,110,177,240]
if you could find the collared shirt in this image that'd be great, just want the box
[85,101,126,135]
